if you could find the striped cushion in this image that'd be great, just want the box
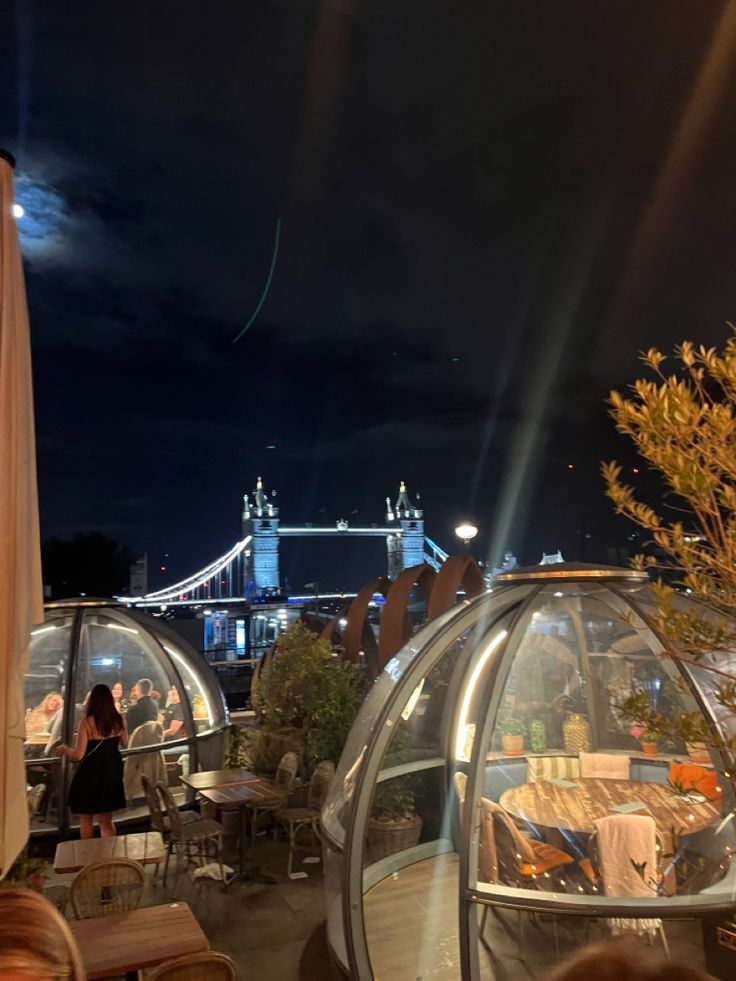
[527,756,580,783]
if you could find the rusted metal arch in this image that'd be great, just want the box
[339,577,390,664]
[426,554,485,620]
[376,563,436,672]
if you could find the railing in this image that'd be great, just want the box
[423,535,449,571]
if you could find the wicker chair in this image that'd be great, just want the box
[246,751,299,853]
[142,774,198,838]
[26,782,46,819]
[157,780,224,894]
[275,760,335,875]
[146,951,237,980]
[69,858,147,919]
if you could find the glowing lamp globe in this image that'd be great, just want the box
[454,523,478,544]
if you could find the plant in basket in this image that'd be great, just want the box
[366,726,422,862]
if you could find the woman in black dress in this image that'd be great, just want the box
[60,684,128,839]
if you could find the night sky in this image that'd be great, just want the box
[2,2,736,593]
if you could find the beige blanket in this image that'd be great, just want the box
[595,813,660,935]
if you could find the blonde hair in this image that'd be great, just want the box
[0,889,85,980]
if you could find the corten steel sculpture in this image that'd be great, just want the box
[426,555,485,620]
[259,557,484,683]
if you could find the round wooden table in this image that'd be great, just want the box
[500,777,721,837]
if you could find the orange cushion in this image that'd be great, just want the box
[518,841,575,876]
[578,857,596,882]
[669,762,722,801]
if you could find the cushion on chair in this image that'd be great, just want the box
[519,841,575,876]
[579,752,630,780]
[669,762,722,801]
[527,756,580,783]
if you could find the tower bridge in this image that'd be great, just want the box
[123,479,448,607]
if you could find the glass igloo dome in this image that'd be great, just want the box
[24,599,228,834]
[322,565,736,980]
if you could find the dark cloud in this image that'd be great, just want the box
[2,1,736,586]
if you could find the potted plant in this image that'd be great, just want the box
[366,773,422,862]
[498,715,526,756]
[251,621,365,776]
[640,729,659,757]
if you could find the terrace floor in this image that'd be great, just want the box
[45,827,342,981]
[41,832,717,980]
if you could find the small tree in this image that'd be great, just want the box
[253,621,365,770]
[602,334,736,752]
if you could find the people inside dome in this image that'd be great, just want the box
[162,684,185,740]
[125,677,159,733]
[25,691,63,738]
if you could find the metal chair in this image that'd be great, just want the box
[157,780,224,894]
[146,951,237,980]
[246,751,299,852]
[69,858,147,919]
[275,760,335,875]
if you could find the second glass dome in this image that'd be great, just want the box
[322,565,736,981]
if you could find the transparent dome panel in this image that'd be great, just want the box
[24,612,73,761]
[154,628,227,735]
[361,605,520,981]
[322,586,533,848]
[467,581,736,916]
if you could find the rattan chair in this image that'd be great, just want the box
[157,780,224,894]
[275,760,335,875]
[146,950,237,980]
[69,858,147,919]
[142,774,198,838]
[26,782,46,819]
[246,751,299,853]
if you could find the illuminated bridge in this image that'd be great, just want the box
[122,479,449,607]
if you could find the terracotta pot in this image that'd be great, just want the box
[640,741,658,757]
[502,734,524,756]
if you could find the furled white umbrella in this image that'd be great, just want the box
[0,149,43,877]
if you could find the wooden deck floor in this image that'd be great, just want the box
[363,854,707,981]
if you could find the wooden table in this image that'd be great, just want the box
[180,767,259,792]
[500,777,721,837]
[54,831,166,873]
[198,778,283,879]
[69,901,207,979]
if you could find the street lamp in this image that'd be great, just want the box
[454,523,478,547]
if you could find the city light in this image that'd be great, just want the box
[454,523,478,545]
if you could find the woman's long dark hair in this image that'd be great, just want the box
[86,684,123,737]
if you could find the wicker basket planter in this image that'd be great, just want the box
[366,814,423,862]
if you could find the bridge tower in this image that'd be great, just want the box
[242,477,280,595]
[386,481,425,579]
